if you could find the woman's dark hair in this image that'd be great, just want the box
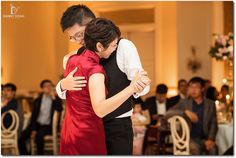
[188,76,205,87]
[40,79,52,88]
[84,18,121,52]
[221,84,229,92]
[206,86,218,101]
[60,4,96,32]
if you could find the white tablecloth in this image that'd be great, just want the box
[215,123,233,155]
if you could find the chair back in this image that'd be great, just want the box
[1,110,20,155]
[1,110,20,140]
[168,115,190,155]
[52,110,60,154]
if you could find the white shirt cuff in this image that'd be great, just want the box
[56,80,67,99]
[133,85,150,98]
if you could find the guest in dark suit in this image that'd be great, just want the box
[18,80,62,155]
[1,83,18,128]
[1,83,24,153]
[168,79,188,107]
[166,77,218,155]
[145,84,173,125]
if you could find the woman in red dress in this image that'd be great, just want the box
[60,18,148,155]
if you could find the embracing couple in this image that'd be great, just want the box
[56,4,151,155]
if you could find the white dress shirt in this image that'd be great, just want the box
[37,94,52,125]
[156,100,166,116]
[179,92,187,99]
[56,39,150,118]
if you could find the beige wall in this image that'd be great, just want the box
[177,2,213,82]
[211,1,225,90]
[154,2,178,96]
[2,2,69,94]
[2,2,56,93]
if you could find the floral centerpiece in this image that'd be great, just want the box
[209,32,233,61]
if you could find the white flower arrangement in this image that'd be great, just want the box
[209,32,233,61]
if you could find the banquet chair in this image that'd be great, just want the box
[1,110,20,155]
[60,104,66,128]
[168,115,190,155]
[30,110,60,155]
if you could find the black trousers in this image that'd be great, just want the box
[18,123,51,155]
[104,117,133,155]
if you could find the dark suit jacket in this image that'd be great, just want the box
[29,93,62,131]
[1,98,24,138]
[1,99,18,128]
[145,96,175,125]
[166,97,218,140]
[168,95,181,107]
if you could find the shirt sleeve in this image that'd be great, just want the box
[116,39,150,98]
[87,65,106,79]
[56,80,67,100]
[1,100,17,114]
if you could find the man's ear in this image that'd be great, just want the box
[96,42,104,52]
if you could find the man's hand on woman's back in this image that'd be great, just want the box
[61,67,87,91]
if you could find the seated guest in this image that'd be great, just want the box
[19,80,62,155]
[1,83,24,152]
[1,83,21,128]
[219,84,230,104]
[145,84,173,125]
[166,77,218,155]
[132,96,145,110]
[132,98,150,155]
[169,79,188,107]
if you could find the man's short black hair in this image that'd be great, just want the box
[84,18,121,52]
[60,4,96,32]
[40,79,52,88]
[188,76,205,87]
[178,79,187,88]
[3,83,17,92]
[156,84,168,94]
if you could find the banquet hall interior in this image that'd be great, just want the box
[1,1,234,155]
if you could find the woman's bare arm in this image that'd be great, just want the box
[89,73,138,118]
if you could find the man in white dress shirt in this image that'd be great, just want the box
[56,5,150,155]
[145,84,173,125]
[19,80,62,155]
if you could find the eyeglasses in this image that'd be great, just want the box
[69,31,84,43]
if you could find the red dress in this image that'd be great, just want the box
[60,49,107,155]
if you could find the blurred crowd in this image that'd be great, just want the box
[1,76,233,155]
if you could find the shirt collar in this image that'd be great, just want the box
[192,99,204,106]
[156,100,166,105]
[179,93,186,99]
